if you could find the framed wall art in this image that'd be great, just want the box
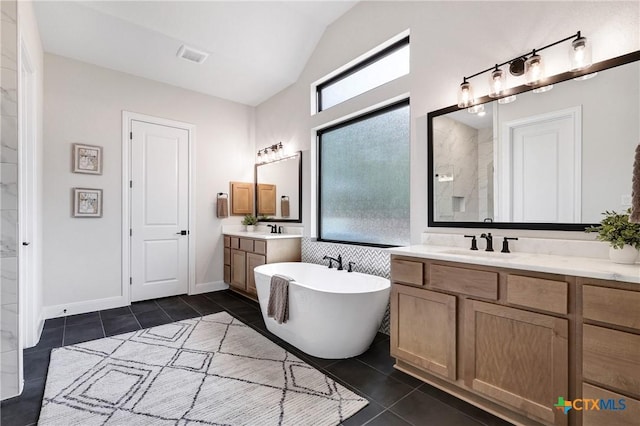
[72,143,102,174]
[72,188,103,218]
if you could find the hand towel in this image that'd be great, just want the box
[631,144,640,223]
[281,197,290,217]
[217,196,228,218]
[267,274,293,324]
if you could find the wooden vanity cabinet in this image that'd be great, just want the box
[223,235,300,298]
[390,255,572,426]
[390,285,456,380]
[579,279,640,426]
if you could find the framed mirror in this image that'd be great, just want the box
[255,151,302,222]
[428,51,640,230]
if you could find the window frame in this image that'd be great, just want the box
[316,36,410,112]
[317,98,411,248]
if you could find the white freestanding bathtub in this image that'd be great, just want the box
[254,262,390,359]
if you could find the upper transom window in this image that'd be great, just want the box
[316,36,409,112]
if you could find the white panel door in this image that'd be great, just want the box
[130,120,189,301]
[498,108,581,223]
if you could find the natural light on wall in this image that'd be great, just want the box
[317,39,409,111]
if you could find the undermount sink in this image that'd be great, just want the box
[440,249,517,258]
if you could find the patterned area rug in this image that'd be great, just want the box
[39,312,368,425]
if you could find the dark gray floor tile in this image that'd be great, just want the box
[63,323,105,345]
[340,401,385,425]
[155,296,189,309]
[99,306,132,319]
[365,410,413,426]
[102,314,141,336]
[357,339,395,375]
[65,312,101,327]
[0,377,45,426]
[23,349,51,381]
[130,300,160,314]
[326,358,414,408]
[24,327,63,353]
[390,388,484,426]
[387,369,424,388]
[417,385,514,426]
[162,305,201,321]
[372,332,390,346]
[230,305,263,324]
[180,294,225,315]
[135,309,173,329]
[43,317,65,330]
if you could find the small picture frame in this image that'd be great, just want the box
[72,188,103,218]
[72,143,102,174]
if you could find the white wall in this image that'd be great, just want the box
[43,54,254,313]
[254,1,640,243]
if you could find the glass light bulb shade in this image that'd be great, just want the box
[524,54,545,86]
[573,72,597,81]
[457,81,474,108]
[256,151,263,164]
[532,84,553,94]
[488,68,506,98]
[570,36,592,71]
[467,104,485,114]
[498,95,517,104]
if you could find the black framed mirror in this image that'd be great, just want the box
[428,51,640,231]
[255,151,302,222]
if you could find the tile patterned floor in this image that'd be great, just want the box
[1,290,513,426]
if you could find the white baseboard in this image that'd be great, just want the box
[191,281,228,295]
[42,295,128,319]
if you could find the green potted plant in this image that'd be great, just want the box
[586,209,640,264]
[241,214,258,232]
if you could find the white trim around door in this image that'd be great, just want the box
[122,112,196,303]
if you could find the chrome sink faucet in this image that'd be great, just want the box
[480,233,494,252]
[322,254,343,270]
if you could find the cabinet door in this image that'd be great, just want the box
[390,285,456,380]
[464,300,568,426]
[246,253,266,296]
[230,249,246,290]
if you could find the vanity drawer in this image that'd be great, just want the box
[254,240,266,255]
[224,236,230,248]
[223,248,230,266]
[506,275,567,315]
[391,258,424,287]
[583,324,640,397]
[582,383,639,426]
[583,285,640,330]
[239,238,254,252]
[429,264,498,300]
[230,237,240,250]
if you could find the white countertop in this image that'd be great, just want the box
[223,230,303,240]
[388,245,640,284]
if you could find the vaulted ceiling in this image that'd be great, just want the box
[34,1,357,106]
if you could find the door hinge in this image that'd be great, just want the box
[129,277,132,285]
[129,180,132,188]
[130,131,133,140]
[130,228,132,236]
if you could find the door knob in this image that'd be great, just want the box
[176,230,189,235]
[22,242,30,246]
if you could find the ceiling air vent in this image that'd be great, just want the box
[176,45,209,64]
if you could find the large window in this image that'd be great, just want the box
[316,36,409,112]
[318,100,410,247]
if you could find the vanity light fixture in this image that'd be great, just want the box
[455,31,591,106]
[457,79,474,108]
[488,65,506,98]
[256,142,289,164]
